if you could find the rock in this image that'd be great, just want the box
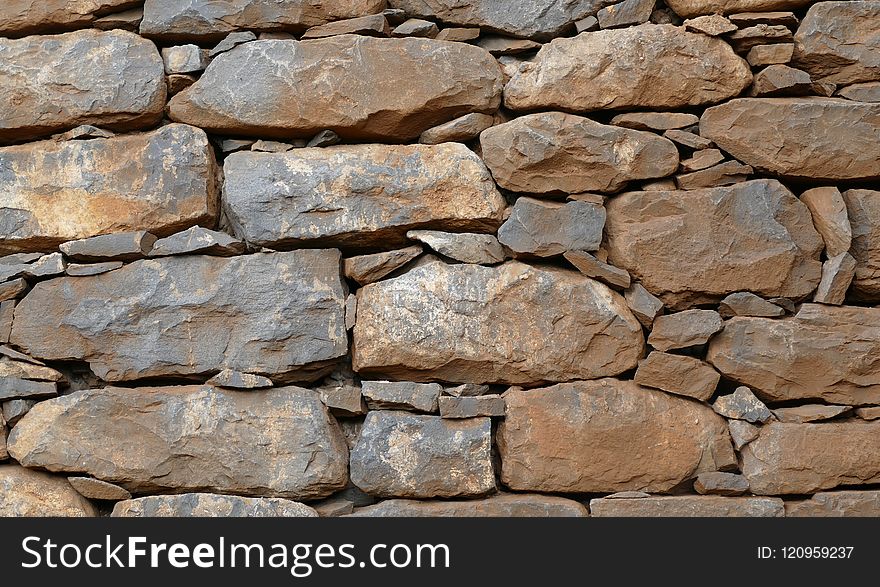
[750,64,813,97]
[498,380,735,493]
[476,36,541,56]
[694,472,750,496]
[575,15,600,32]
[8,385,348,498]
[785,491,880,517]
[166,74,195,95]
[0,301,12,343]
[251,140,293,153]
[712,386,773,423]
[18,253,66,279]
[219,139,255,153]
[0,124,218,255]
[730,11,799,27]
[700,98,880,182]
[634,352,720,401]
[0,253,41,265]
[855,407,880,421]
[10,251,348,382]
[648,309,723,351]
[306,130,341,148]
[718,292,786,318]
[590,495,784,517]
[223,144,505,250]
[708,304,880,405]
[2,400,34,427]
[313,496,355,517]
[843,189,880,300]
[407,231,505,264]
[206,369,273,390]
[343,247,423,285]
[444,384,491,398]
[0,0,138,36]
[729,420,760,450]
[392,18,439,38]
[168,36,502,141]
[624,283,664,328]
[0,465,96,517]
[665,1,813,18]
[663,129,713,150]
[361,381,442,412]
[684,14,736,36]
[383,8,408,25]
[66,262,123,277]
[504,25,751,112]
[161,45,209,75]
[680,149,725,173]
[563,251,631,290]
[838,82,880,103]
[209,31,257,57]
[675,160,753,190]
[350,411,494,498]
[94,7,144,31]
[318,385,367,417]
[140,0,387,41]
[0,345,42,364]
[60,231,157,262]
[598,0,655,29]
[0,30,165,143]
[112,494,318,517]
[0,358,64,381]
[747,43,794,66]
[741,421,880,494]
[793,1,880,86]
[435,28,481,42]
[813,252,856,305]
[0,280,26,302]
[439,395,505,418]
[302,15,391,39]
[0,378,57,401]
[55,125,115,141]
[728,24,793,53]
[605,180,823,309]
[350,493,588,517]
[497,197,606,256]
[773,405,852,424]
[67,477,132,501]
[480,112,679,194]
[353,261,645,385]
[610,112,699,132]
[148,227,245,257]
[800,187,852,257]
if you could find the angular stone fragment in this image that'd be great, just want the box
[680,149,725,172]
[773,405,852,424]
[1,418,6,461]
[575,15,600,32]
[313,496,355,517]
[435,27,480,42]
[481,112,679,194]
[728,24,793,53]
[800,187,852,257]
[161,45,209,74]
[302,14,390,39]
[712,386,773,423]
[855,406,880,421]
[0,300,12,343]
[353,262,645,384]
[785,491,880,517]
[793,1,880,86]
[444,384,491,398]
[350,493,588,517]
[0,378,58,401]
[0,465,96,517]
[611,112,699,132]
[563,250,631,289]
[169,36,502,141]
[112,494,318,517]
[625,283,664,327]
[0,253,41,265]
[0,359,64,382]
[55,125,115,141]
[728,420,760,449]
[814,252,856,305]
[694,472,750,496]
[361,381,442,413]
[318,385,367,417]
[224,144,505,249]
[675,160,753,190]
[13,253,66,280]
[700,98,880,181]
[8,386,348,498]
[306,130,341,148]
[477,36,540,56]
[419,113,495,144]
[665,0,813,18]
[504,25,752,112]
[684,14,736,36]
[634,352,720,401]
[206,369,273,390]
[499,380,735,493]
[2,400,35,427]
[0,0,140,37]
[605,180,823,309]
[497,197,606,256]
[741,421,880,494]
[66,262,123,277]
[747,43,794,67]
[663,129,713,150]
[11,251,347,382]
[350,411,494,498]
[648,310,723,351]
[68,477,132,501]
[598,0,655,29]
[393,18,439,38]
[838,82,880,103]
[590,495,783,517]
[0,124,218,255]
[60,231,157,262]
[407,231,504,265]
[719,292,785,318]
[94,7,144,31]
[843,189,880,300]
[730,11,798,27]
[167,74,195,96]
[209,31,257,57]
[708,304,880,405]
[439,395,505,418]
[0,30,165,142]
[750,64,812,97]
[148,227,245,257]
[343,247,423,285]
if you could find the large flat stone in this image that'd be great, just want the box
[10,250,347,382]
[112,494,318,517]
[0,1,141,37]
[0,465,97,517]
[223,144,505,250]
[353,261,645,385]
[785,491,880,517]
[844,189,880,300]
[349,494,589,517]
[590,495,784,517]
[168,36,502,141]
[8,386,349,498]
[0,30,165,143]
[497,379,735,494]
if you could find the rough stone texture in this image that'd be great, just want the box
[634,352,720,401]
[0,465,96,517]
[498,380,735,493]
[112,493,318,517]
[728,24,793,54]
[708,304,880,405]
[773,404,852,424]
[350,411,494,498]
[700,98,880,182]
[813,252,856,305]
[439,395,506,418]
[800,187,852,258]
[712,387,773,423]
[838,82,880,103]
[694,472,750,496]
[223,144,505,250]
[605,180,823,309]
[843,189,880,300]
[855,407,880,421]
[497,197,606,256]
[407,231,504,265]
[684,14,736,36]
[750,64,813,97]
[741,421,880,495]
[648,310,723,351]
[718,292,786,318]
[680,149,725,173]
[353,261,645,385]
[419,113,495,144]
[611,112,699,132]
[148,226,246,257]
[665,1,814,18]
[729,420,760,450]
[0,378,58,401]
[747,43,794,66]
[563,250,631,289]
[675,161,754,190]
[590,495,784,517]
[302,14,391,39]
[785,491,880,517]
[598,0,655,29]
[8,386,348,498]
[625,283,664,327]
[206,369,273,390]
[392,19,439,38]
[504,25,752,112]
[60,231,157,262]
[349,493,589,517]
[0,124,218,255]
[343,246,423,285]
[361,381,442,412]
[66,262,123,277]
[0,1,142,37]
[0,30,165,143]
[10,251,348,382]
[168,36,503,142]
[67,477,132,501]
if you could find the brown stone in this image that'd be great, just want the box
[680,149,725,173]
[634,352,720,401]
[663,129,714,150]
[0,465,96,517]
[563,250,631,290]
[837,82,880,103]
[728,420,760,450]
[728,24,793,53]
[610,112,699,132]
[590,495,783,517]
[718,292,785,318]
[624,283,664,327]
[392,18,440,38]
[301,14,391,39]
[749,64,812,97]
[800,187,852,258]
[0,300,12,343]
[0,358,64,382]
[648,309,723,351]
[730,11,799,27]
[786,491,880,517]
[407,231,505,265]
[675,161,754,190]
[206,369,273,390]
[477,36,541,55]
[665,1,813,18]
[343,247,424,285]
[67,477,132,501]
[856,406,880,421]
[773,405,852,424]
[419,113,495,144]
[813,252,856,305]
[349,493,588,517]
[0,0,140,37]
[434,28,480,42]
[684,14,736,36]
[694,472,750,496]
[843,189,880,300]
[747,43,794,66]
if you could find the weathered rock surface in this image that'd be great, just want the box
[60,231,157,262]
[708,304,880,405]
[0,465,96,517]
[353,261,645,385]
[605,180,823,309]
[564,250,631,289]
[497,380,735,493]
[439,395,506,418]
[67,477,132,501]
[718,292,786,318]
[843,189,880,300]
[750,64,813,97]
[700,98,880,181]
[713,387,773,423]
[741,421,880,495]
[0,30,165,143]
[624,283,664,327]
[497,197,606,256]
[0,1,142,37]
[112,493,318,517]
[10,251,347,382]
[590,495,784,517]
[361,381,442,412]
[302,14,391,39]
[785,491,880,517]
[748,43,794,66]
[8,386,348,498]
[0,124,218,254]
[666,1,814,18]
[648,309,723,351]
[675,161,754,190]
[504,25,751,112]
[223,144,505,250]
[813,252,856,305]
[800,186,852,258]
[350,411,494,498]
[343,246,423,285]
[838,82,880,103]
[419,113,495,144]
[611,112,699,131]
[481,112,678,194]
[773,404,852,424]
[407,231,505,265]
[168,36,502,141]
[694,472,750,496]
[634,352,720,401]
[349,493,588,517]
[148,226,245,257]
[206,369,273,390]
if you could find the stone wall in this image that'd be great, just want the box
[1,0,880,518]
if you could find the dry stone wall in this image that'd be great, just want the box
[1,0,880,518]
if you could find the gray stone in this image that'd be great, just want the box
[67,477,132,501]
[0,300,12,343]
[302,15,390,39]
[694,472,750,496]
[60,231,158,262]
[813,252,856,305]
[66,262,124,277]
[313,496,355,517]
[575,15,599,32]
[148,227,245,257]
[392,18,439,38]
[419,113,496,144]
[206,369,273,390]
[837,82,880,103]
[251,140,293,153]
[0,465,96,517]
[785,491,880,517]
[648,309,723,351]
[598,0,655,29]
[361,381,442,413]
[306,130,341,148]
[209,31,258,57]
[843,189,880,300]
[54,125,115,141]
[318,385,367,417]
[563,250,631,290]
[718,291,785,318]
[349,493,589,517]
[773,405,852,424]
[0,378,58,401]
[800,186,852,258]
[590,495,783,517]
[444,384,491,398]
[407,230,505,264]
[439,395,505,418]
[624,283,664,328]
[477,36,541,55]
[343,247,423,285]
[94,7,144,31]
[161,44,209,74]
[665,0,814,18]
[634,352,720,401]
[435,27,480,41]
[20,252,66,279]
[728,420,760,450]
[498,197,606,257]
[712,386,773,423]
[112,493,318,517]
